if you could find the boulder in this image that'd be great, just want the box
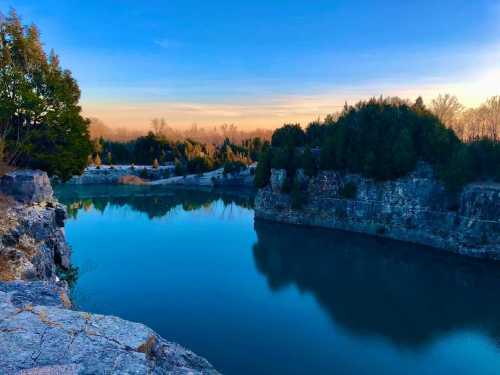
[0,282,219,375]
[1,170,53,203]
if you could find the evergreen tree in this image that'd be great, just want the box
[0,10,92,180]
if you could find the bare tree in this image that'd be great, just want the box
[431,94,465,139]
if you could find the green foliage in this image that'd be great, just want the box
[271,124,306,148]
[318,98,459,182]
[339,181,358,199]
[56,265,79,289]
[0,10,92,180]
[0,139,4,162]
[437,146,472,192]
[466,138,500,182]
[302,146,317,177]
[174,159,186,176]
[291,180,306,209]
[223,160,246,175]
[254,144,272,188]
[305,121,326,147]
[187,156,214,175]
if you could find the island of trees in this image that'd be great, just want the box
[255,97,500,197]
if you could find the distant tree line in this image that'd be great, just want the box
[255,97,500,193]
[91,131,264,176]
[89,117,273,145]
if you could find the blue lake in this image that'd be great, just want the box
[55,185,500,375]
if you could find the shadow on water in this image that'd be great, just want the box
[55,184,255,220]
[253,219,500,348]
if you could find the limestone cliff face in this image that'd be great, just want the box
[255,163,500,260]
[0,170,70,282]
[0,170,219,375]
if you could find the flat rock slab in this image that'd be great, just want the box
[0,283,219,375]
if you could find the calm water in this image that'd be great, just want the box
[55,185,500,375]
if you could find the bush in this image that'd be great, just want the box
[319,98,460,183]
[223,160,246,175]
[291,181,306,209]
[254,146,272,188]
[271,124,306,148]
[187,156,213,174]
[174,160,186,176]
[0,140,4,163]
[94,154,102,169]
[301,146,317,177]
[339,181,357,199]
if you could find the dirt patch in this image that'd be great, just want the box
[118,175,148,185]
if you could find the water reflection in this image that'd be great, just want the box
[253,219,500,347]
[56,185,255,219]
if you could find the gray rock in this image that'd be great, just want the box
[270,169,287,193]
[0,283,219,374]
[65,166,175,185]
[1,170,53,203]
[255,164,500,260]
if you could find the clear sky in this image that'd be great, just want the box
[3,0,500,130]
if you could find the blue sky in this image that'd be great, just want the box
[2,0,500,129]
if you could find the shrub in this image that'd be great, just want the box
[291,181,306,209]
[174,160,186,176]
[254,146,272,188]
[187,156,214,175]
[339,181,357,199]
[281,175,293,194]
[302,146,317,177]
[223,160,246,175]
[318,98,462,186]
[94,154,102,169]
[271,124,306,148]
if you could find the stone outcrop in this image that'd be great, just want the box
[255,163,500,260]
[0,173,70,281]
[0,282,218,375]
[0,170,219,374]
[65,165,175,185]
[150,165,256,188]
[1,170,53,203]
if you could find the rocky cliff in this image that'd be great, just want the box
[255,163,500,260]
[65,165,175,185]
[0,170,219,374]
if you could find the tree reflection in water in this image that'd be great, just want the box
[253,219,500,347]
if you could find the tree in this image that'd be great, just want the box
[431,94,465,139]
[271,124,306,148]
[254,144,272,188]
[0,10,92,180]
[94,154,101,169]
[302,146,317,177]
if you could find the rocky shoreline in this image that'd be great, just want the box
[255,163,500,260]
[65,164,256,189]
[0,170,219,374]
